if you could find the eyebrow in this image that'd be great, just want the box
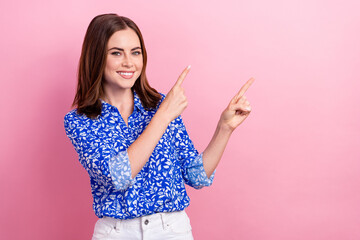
[108,47,142,51]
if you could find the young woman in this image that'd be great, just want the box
[64,13,254,240]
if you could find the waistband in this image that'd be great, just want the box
[102,210,187,231]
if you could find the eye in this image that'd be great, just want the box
[111,51,121,56]
[132,51,142,56]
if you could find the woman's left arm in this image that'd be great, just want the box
[202,78,255,178]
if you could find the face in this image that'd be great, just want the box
[103,28,143,94]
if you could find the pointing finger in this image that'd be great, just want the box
[232,77,255,102]
[175,65,191,87]
[237,77,254,97]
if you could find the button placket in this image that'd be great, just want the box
[114,220,122,233]
[160,213,169,230]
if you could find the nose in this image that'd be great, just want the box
[121,54,134,68]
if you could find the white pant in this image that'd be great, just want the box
[92,210,194,240]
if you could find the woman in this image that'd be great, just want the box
[64,13,254,240]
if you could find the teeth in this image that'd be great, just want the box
[120,72,133,76]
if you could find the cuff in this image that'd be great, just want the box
[187,152,216,189]
[108,150,135,190]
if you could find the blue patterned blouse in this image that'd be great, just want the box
[64,90,215,219]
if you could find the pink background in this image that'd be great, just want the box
[1,0,360,239]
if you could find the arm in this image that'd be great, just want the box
[202,123,232,178]
[126,109,171,178]
[124,66,191,178]
[203,78,255,178]
[174,116,215,189]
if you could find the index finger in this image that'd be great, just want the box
[235,77,255,98]
[175,65,191,87]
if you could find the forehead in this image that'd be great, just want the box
[107,28,141,48]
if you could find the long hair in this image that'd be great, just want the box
[72,13,161,119]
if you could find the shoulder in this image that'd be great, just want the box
[64,109,85,123]
[63,109,89,132]
[64,109,100,141]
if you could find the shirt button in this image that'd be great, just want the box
[144,219,149,225]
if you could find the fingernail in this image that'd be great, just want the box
[246,106,251,111]
[187,65,191,69]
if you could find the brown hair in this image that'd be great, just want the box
[72,13,161,119]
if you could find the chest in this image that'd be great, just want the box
[89,111,177,159]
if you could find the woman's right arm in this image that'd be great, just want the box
[126,66,191,178]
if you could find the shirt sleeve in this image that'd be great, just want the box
[64,111,135,191]
[108,151,135,190]
[173,115,216,189]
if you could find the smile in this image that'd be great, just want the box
[117,71,135,79]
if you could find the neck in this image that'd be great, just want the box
[102,86,134,111]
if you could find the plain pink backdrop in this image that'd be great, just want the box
[1,0,359,239]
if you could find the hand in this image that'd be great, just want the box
[219,78,255,132]
[158,66,191,123]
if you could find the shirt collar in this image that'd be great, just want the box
[133,90,146,114]
[100,90,146,114]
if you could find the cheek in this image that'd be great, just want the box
[106,58,120,71]
[104,65,112,79]
[136,59,143,71]
[104,60,117,80]
[134,54,143,69]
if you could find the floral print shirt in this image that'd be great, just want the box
[64,90,215,219]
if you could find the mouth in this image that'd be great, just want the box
[117,71,135,79]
